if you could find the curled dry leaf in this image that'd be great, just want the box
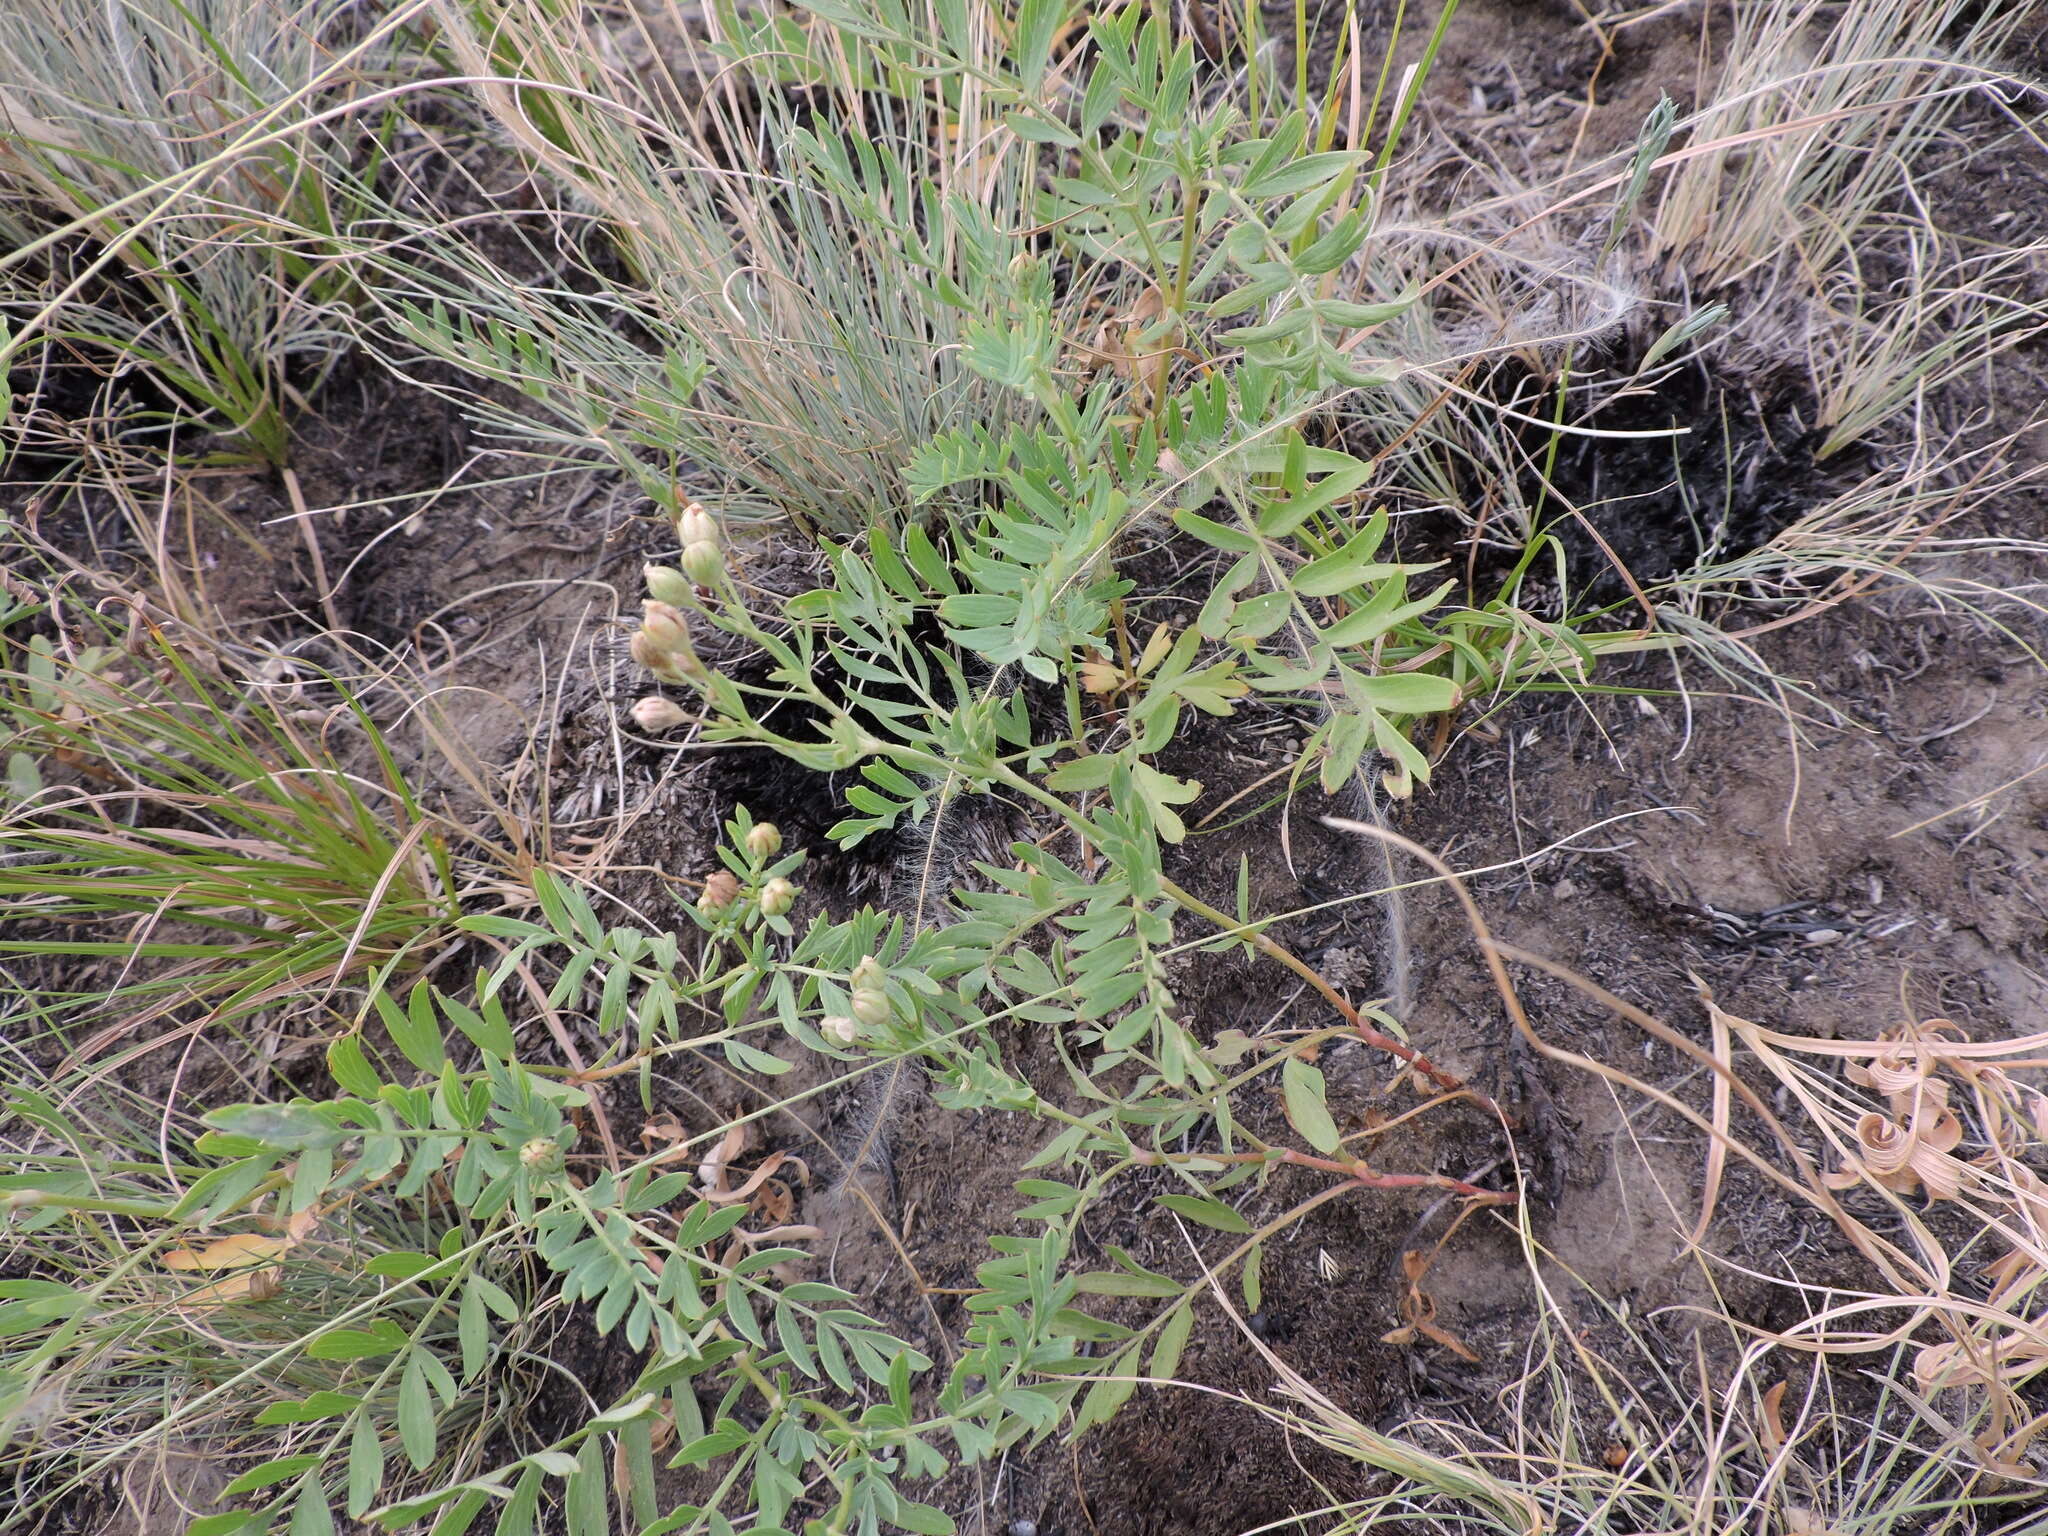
[704,1150,794,1207]
[1757,1379,1790,1456]
[1709,988,2048,1466]
[1913,1327,2048,1398]
[754,1175,795,1227]
[1382,1248,1480,1363]
[1823,1107,1966,1200]
[1847,1045,1950,1118]
[698,1121,749,1194]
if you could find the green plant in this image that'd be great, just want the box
[69,774,1511,1536]
[0,1064,546,1529]
[8,0,2048,1533]
[369,0,1475,535]
[0,565,468,1050]
[0,0,407,465]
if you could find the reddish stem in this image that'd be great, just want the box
[1159,875,1501,1117]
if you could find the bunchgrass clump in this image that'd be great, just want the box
[0,0,404,466]
[0,556,466,1055]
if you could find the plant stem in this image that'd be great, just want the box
[1133,1144,1511,1201]
[1155,874,1500,1116]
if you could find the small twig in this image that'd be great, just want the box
[279,466,346,635]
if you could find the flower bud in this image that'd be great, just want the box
[679,539,724,585]
[631,630,696,684]
[644,563,694,607]
[849,954,885,993]
[758,876,796,917]
[677,501,717,547]
[519,1136,565,1178]
[640,599,692,655]
[819,1013,859,1047]
[745,822,782,859]
[850,986,892,1027]
[630,696,690,732]
[698,869,741,915]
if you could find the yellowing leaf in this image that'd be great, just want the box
[162,1232,292,1271]
[1077,659,1123,696]
[162,1232,292,1307]
[1135,622,1174,678]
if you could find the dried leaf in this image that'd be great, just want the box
[1077,658,1123,696]
[1758,1379,1789,1456]
[1693,998,1732,1247]
[1391,1249,1479,1362]
[698,1121,747,1194]
[704,1151,791,1206]
[162,1232,293,1307]
[162,1232,293,1271]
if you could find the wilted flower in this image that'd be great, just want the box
[745,822,782,859]
[759,877,796,917]
[630,696,689,732]
[697,869,741,915]
[818,1014,859,1047]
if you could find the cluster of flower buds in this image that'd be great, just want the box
[676,501,723,586]
[632,599,704,685]
[745,822,782,860]
[758,876,796,918]
[632,500,729,689]
[849,954,892,1027]
[519,1136,566,1181]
